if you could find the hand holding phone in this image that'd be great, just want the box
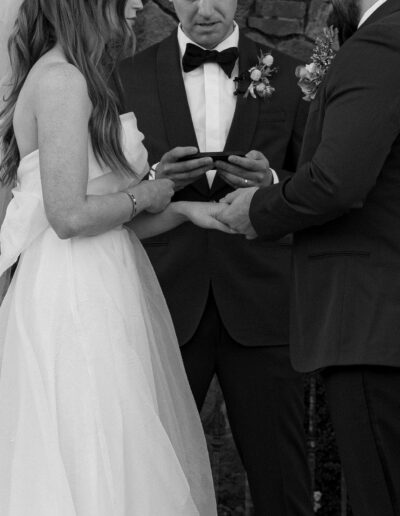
[156,147,214,190]
[215,150,273,189]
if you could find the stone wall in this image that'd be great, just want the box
[136,0,332,61]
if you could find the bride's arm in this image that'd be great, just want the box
[126,201,235,239]
[126,202,186,239]
[35,63,172,238]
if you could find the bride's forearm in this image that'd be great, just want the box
[126,201,190,239]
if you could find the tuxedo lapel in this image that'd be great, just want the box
[224,34,260,151]
[211,34,260,195]
[157,31,209,196]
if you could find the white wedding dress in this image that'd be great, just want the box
[0,113,217,516]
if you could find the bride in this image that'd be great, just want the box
[0,0,229,514]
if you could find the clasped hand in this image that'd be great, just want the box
[215,187,259,239]
[185,202,235,234]
[186,189,259,238]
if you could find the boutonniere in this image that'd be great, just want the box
[234,50,277,99]
[296,26,339,102]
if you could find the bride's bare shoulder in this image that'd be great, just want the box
[38,62,85,91]
[26,54,91,115]
[13,52,91,156]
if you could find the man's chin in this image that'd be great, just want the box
[190,24,234,49]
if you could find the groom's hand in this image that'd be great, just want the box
[217,187,259,239]
[215,150,273,189]
[156,147,213,191]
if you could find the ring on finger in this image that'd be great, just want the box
[243,178,249,186]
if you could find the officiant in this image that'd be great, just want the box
[119,1,312,513]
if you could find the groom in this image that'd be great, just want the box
[119,1,313,513]
[218,0,400,514]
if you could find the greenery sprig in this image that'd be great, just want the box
[296,26,339,101]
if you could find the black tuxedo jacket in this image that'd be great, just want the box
[119,30,307,347]
[250,0,400,369]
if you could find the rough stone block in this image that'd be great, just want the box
[277,38,314,61]
[306,0,332,39]
[249,16,304,37]
[152,0,176,15]
[244,29,276,49]
[256,0,307,19]
[236,0,256,28]
[136,0,177,52]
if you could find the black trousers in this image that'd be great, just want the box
[322,366,400,516]
[180,292,313,516]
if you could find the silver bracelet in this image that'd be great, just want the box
[125,192,137,221]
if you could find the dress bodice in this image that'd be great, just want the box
[0,112,148,276]
[17,112,147,195]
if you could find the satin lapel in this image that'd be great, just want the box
[157,31,209,196]
[211,34,260,196]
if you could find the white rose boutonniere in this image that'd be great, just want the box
[234,50,278,100]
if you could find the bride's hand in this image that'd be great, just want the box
[184,202,236,234]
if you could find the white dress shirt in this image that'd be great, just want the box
[178,24,239,186]
[358,0,387,28]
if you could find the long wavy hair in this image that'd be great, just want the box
[0,0,135,185]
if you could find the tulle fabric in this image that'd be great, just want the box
[0,113,217,516]
[0,182,13,302]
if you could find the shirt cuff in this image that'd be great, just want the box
[270,168,279,185]
[149,163,159,180]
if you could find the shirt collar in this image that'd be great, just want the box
[177,21,239,58]
[358,0,388,28]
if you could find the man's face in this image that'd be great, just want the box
[330,0,362,43]
[171,0,237,49]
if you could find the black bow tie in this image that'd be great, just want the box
[182,43,239,78]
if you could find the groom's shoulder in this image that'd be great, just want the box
[356,10,400,48]
[239,31,303,74]
[119,43,157,80]
[119,43,159,90]
[332,12,400,76]
[133,39,163,64]
[127,30,177,68]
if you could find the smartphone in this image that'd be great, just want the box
[178,151,247,162]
